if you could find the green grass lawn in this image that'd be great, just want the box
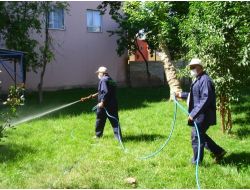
[0,86,249,188]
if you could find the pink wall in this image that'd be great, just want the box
[1,1,127,92]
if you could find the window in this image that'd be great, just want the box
[48,7,64,29]
[87,10,102,32]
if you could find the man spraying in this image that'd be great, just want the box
[175,58,226,164]
[81,66,122,140]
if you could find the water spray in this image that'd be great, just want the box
[11,94,94,127]
[11,100,81,126]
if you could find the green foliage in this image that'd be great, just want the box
[0,86,24,141]
[3,86,25,112]
[37,2,69,103]
[0,2,41,71]
[0,1,69,103]
[98,1,188,60]
[180,2,250,132]
[0,2,68,72]
[176,65,190,80]
[181,2,250,101]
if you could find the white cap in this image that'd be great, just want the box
[188,58,203,67]
[96,66,108,73]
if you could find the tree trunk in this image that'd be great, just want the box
[219,95,232,133]
[226,107,232,133]
[38,62,47,103]
[38,6,49,104]
[158,44,182,99]
[219,95,226,133]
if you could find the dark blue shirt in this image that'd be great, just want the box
[98,75,117,107]
[181,72,216,126]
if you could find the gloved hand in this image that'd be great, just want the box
[174,92,182,98]
[97,101,104,108]
[188,115,193,122]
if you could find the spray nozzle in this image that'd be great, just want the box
[20,95,25,106]
[92,105,98,112]
[20,95,25,101]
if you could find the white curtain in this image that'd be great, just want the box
[87,10,101,32]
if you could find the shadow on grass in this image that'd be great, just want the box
[232,95,250,117]
[122,134,165,142]
[231,94,250,139]
[234,126,250,140]
[219,152,250,169]
[118,86,170,110]
[0,144,35,163]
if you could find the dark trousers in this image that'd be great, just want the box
[95,107,122,140]
[191,123,224,163]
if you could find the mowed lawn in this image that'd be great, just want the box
[0,86,249,188]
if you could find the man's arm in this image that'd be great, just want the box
[98,79,109,108]
[91,93,98,98]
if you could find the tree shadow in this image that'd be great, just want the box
[122,134,166,142]
[231,96,250,118]
[234,126,250,139]
[219,152,250,170]
[0,144,35,163]
[231,95,250,139]
[118,86,170,110]
[233,117,250,126]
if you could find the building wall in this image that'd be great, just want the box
[129,61,165,87]
[1,1,127,92]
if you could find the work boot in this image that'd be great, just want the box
[214,150,227,163]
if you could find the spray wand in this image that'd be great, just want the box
[80,93,98,102]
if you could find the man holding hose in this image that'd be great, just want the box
[175,58,226,164]
[81,66,122,140]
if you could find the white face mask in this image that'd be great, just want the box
[98,73,103,79]
[190,69,198,77]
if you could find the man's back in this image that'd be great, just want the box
[98,75,117,107]
[189,72,216,126]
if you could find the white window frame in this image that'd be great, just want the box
[48,7,65,30]
[86,9,102,33]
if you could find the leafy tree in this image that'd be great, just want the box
[0,1,68,103]
[181,2,250,133]
[98,2,152,77]
[0,85,24,141]
[98,1,189,95]
[0,2,41,70]
[37,2,68,103]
